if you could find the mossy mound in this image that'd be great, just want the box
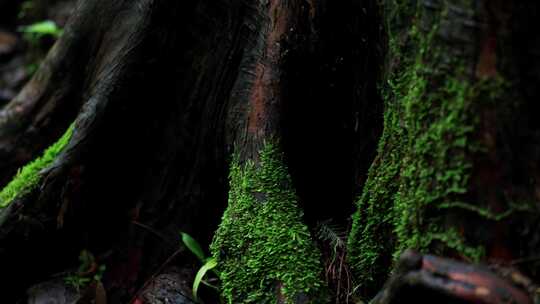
[211,142,325,303]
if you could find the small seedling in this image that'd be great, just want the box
[19,20,62,39]
[17,20,63,75]
[180,232,218,301]
[64,250,106,292]
[181,232,206,262]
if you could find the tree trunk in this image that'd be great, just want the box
[0,0,380,303]
[348,0,540,300]
[0,0,539,303]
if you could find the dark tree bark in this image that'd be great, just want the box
[0,0,538,303]
[0,0,379,303]
[348,0,540,302]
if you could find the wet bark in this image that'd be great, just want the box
[0,0,379,302]
[1,0,539,303]
[0,0,80,187]
[348,0,540,301]
[372,250,535,304]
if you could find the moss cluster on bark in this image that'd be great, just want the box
[347,0,518,291]
[210,142,326,303]
[0,124,73,208]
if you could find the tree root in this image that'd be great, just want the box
[372,250,534,304]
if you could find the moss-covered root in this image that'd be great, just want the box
[0,125,73,208]
[210,142,326,303]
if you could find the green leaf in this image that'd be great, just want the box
[193,258,218,301]
[19,20,62,38]
[181,232,205,262]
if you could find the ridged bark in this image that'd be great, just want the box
[0,0,377,302]
[348,0,540,298]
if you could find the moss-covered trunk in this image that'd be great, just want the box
[0,0,379,303]
[206,2,329,302]
[3,0,539,302]
[348,0,540,298]
[206,1,382,301]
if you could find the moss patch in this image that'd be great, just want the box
[210,142,326,303]
[347,0,512,292]
[0,125,73,208]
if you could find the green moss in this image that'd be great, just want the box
[210,141,326,303]
[0,125,73,208]
[347,0,511,291]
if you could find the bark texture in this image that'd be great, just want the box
[0,0,379,302]
[1,0,539,303]
[348,0,540,299]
